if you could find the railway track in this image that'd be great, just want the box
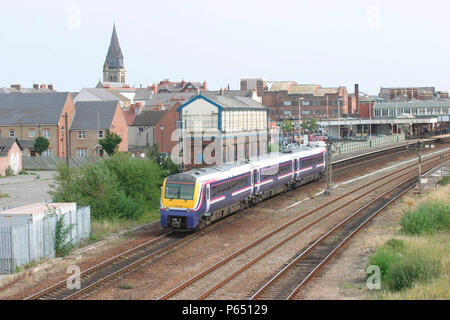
[24,142,448,300]
[251,175,417,300]
[158,151,448,300]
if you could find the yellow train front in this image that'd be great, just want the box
[160,173,206,231]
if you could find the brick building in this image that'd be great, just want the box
[262,82,348,121]
[177,93,268,170]
[70,101,128,157]
[0,92,76,157]
[128,103,180,155]
[0,138,22,176]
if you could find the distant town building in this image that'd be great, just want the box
[177,93,269,170]
[378,86,448,102]
[0,138,22,176]
[0,92,76,157]
[262,82,348,121]
[70,101,128,157]
[240,78,268,97]
[0,84,56,94]
[103,24,126,84]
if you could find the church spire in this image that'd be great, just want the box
[104,24,124,69]
[103,24,126,83]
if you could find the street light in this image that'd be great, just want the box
[160,125,164,155]
[337,98,342,139]
[298,97,304,143]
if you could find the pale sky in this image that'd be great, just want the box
[1,0,449,95]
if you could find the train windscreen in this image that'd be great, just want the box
[165,182,195,200]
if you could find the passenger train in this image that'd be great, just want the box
[160,146,326,231]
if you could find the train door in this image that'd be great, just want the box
[253,169,260,193]
[205,184,211,213]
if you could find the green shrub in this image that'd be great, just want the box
[5,166,13,176]
[385,254,441,292]
[49,154,165,221]
[437,177,450,186]
[367,238,441,292]
[55,216,74,257]
[400,201,450,235]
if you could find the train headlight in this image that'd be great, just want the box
[186,209,193,212]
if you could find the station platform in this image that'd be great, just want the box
[331,136,441,164]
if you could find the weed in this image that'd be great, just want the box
[400,201,450,235]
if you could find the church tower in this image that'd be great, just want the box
[103,24,126,83]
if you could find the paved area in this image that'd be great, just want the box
[0,171,56,210]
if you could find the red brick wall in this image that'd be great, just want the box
[358,101,375,118]
[110,104,129,152]
[154,102,180,154]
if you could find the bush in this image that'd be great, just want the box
[400,201,450,235]
[50,154,165,221]
[385,254,441,292]
[367,238,441,292]
[5,166,13,176]
[437,177,450,186]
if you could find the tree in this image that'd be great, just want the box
[99,129,122,156]
[310,118,318,132]
[34,136,49,156]
[280,120,294,138]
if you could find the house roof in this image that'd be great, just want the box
[288,84,320,95]
[270,81,295,92]
[74,88,125,102]
[0,138,22,156]
[0,92,70,126]
[134,89,154,101]
[314,87,340,96]
[179,94,267,112]
[146,92,197,106]
[71,101,119,130]
[132,110,168,127]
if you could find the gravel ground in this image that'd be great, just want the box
[0,171,55,209]
[0,145,448,300]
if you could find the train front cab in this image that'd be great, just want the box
[160,174,203,231]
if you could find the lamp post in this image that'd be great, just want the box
[337,98,342,139]
[62,113,69,167]
[298,97,304,144]
[160,125,164,155]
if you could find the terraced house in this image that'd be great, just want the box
[0,92,75,157]
[70,101,128,157]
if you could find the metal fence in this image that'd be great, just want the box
[0,206,90,274]
[22,156,100,170]
[336,134,405,154]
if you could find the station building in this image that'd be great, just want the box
[319,99,450,138]
[175,94,269,170]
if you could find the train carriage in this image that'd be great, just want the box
[161,146,326,231]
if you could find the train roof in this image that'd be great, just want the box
[177,145,325,182]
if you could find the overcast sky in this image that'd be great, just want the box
[1,0,449,94]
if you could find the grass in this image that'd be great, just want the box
[367,237,442,293]
[437,176,450,186]
[0,193,9,199]
[89,209,160,242]
[400,201,450,235]
[366,183,450,299]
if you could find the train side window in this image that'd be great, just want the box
[212,186,217,198]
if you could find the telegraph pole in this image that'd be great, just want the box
[64,112,69,167]
[325,138,334,195]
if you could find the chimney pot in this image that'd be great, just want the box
[11,84,21,92]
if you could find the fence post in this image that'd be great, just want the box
[9,226,14,273]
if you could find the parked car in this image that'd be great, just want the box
[282,143,299,153]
